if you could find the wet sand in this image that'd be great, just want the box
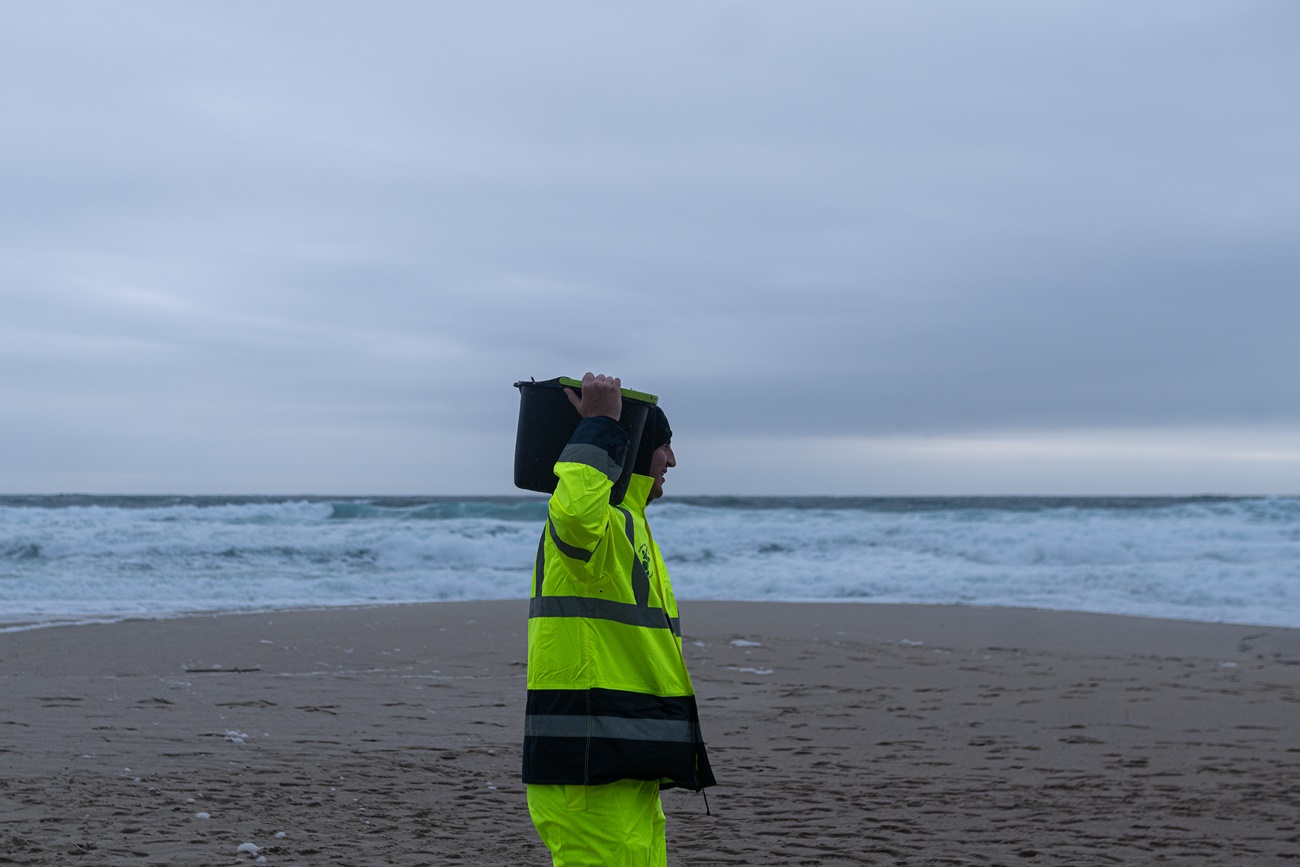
[2,601,1298,865]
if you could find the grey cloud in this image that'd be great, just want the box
[3,1,1298,493]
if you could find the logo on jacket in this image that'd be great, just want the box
[638,543,654,582]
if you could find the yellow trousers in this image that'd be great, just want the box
[527,780,666,866]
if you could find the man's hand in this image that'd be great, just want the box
[565,372,622,421]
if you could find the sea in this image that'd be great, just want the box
[2,495,1298,631]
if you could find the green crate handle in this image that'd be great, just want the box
[557,376,658,406]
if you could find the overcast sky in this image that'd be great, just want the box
[2,1,1298,496]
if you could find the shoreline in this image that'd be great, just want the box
[6,596,1299,638]
[2,601,1298,864]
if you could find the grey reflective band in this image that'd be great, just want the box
[558,442,623,482]
[530,595,680,635]
[615,506,651,607]
[535,497,680,634]
[533,532,546,597]
[548,518,594,563]
[526,714,697,743]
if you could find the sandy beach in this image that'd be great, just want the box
[2,601,1298,866]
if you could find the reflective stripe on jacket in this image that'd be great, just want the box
[523,416,715,791]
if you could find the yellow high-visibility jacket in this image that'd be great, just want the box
[523,416,715,791]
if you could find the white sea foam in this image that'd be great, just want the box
[2,495,1298,628]
[652,497,1300,627]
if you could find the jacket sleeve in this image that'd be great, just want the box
[547,416,629,564]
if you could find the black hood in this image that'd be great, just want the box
[633,405,671,475]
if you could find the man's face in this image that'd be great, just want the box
[647,442,675,502]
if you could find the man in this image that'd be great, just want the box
[523,372,715,866]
